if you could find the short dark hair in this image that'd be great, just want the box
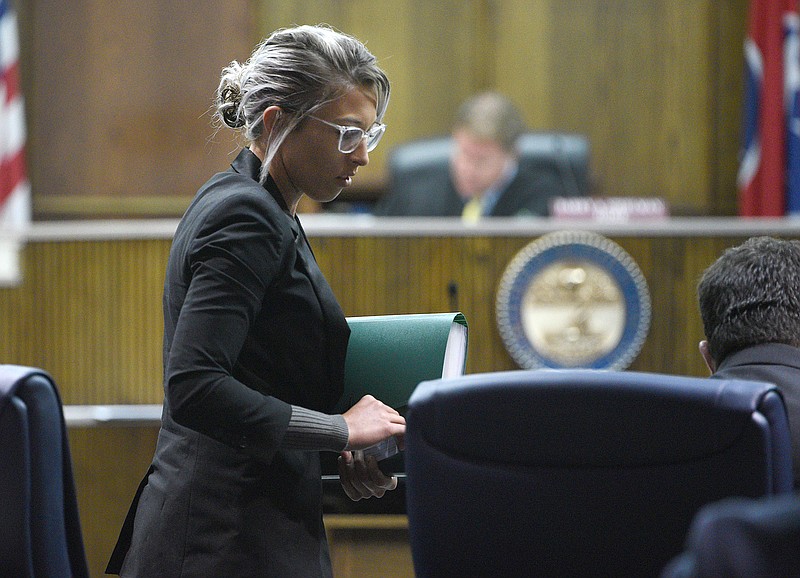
[698,236,800,362]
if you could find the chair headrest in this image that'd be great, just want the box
[408,369,782,467]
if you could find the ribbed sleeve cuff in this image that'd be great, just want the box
[282,405,349,452]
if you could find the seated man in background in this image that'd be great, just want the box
[697,236,800,487]
[660,236,800,577]
[375,92,565,220]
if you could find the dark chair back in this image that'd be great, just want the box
[0,365,89,578]
[404,369,794,578]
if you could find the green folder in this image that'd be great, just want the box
[333,312,469,415]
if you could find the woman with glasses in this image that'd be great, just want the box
[106,25,404,578]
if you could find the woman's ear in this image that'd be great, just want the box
[699,340,717,374]
[261,106,283,134]
[251,106,283,161]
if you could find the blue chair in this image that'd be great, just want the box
[0,365,89,578]
[404,369,794,578]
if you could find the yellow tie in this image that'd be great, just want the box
[461,197,482,222]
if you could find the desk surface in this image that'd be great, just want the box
[7,215,800,242]
[63,404,162,427]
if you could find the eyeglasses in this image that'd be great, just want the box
[307,115,386,153]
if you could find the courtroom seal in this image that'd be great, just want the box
[496,230,651,370]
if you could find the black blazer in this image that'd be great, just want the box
[711,343,800,488]
[107,149,350,577]
[661,493,800,578]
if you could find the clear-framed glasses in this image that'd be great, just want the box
[307,115,387,153]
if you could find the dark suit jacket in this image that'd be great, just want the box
[107,149,350,577]
[661,494,800,578]
[710,343,800,487]
[374,164,564,217]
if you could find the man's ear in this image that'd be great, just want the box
[699,340,716,374]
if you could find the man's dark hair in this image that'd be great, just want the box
[698,236,800,363]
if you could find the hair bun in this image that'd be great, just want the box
[219,82,245,129]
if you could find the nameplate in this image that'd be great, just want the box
[550,197,669,221]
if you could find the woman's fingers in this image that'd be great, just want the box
[338,451,398,501]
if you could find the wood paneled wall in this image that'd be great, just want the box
[0,239,169,404]
[0,227,776,406]
[18,0,256,219]
[313,233,749,379]
[18,1,746,218]
[492,1,745,214]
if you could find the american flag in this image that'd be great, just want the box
[739,0,800,216]
[0,0,30,231]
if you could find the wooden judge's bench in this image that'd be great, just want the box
[2,216,798,577]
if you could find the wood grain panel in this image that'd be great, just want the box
[0,225,780,404]
[711,3,749,215]
[18,1,748,217]
[68,426,159,578]
[22,0,255,219]
[314,233,716,377]
[326,516,414,578]
[0,239,170,405]
[493,0,728,213]
[0,231,779,406]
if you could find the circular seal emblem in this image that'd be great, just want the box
[496,231,651,370]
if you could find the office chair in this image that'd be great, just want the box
[0,365,89,578]
[376,131,590,216]
[404,369,794,578]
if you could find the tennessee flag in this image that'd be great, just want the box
[739,0,800,216]
[0,0,29,230]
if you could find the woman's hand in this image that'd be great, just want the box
[338,450,398,501]
[338,394,406,501]
[341,394,406,451]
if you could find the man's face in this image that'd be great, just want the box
[450,128,514,200]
